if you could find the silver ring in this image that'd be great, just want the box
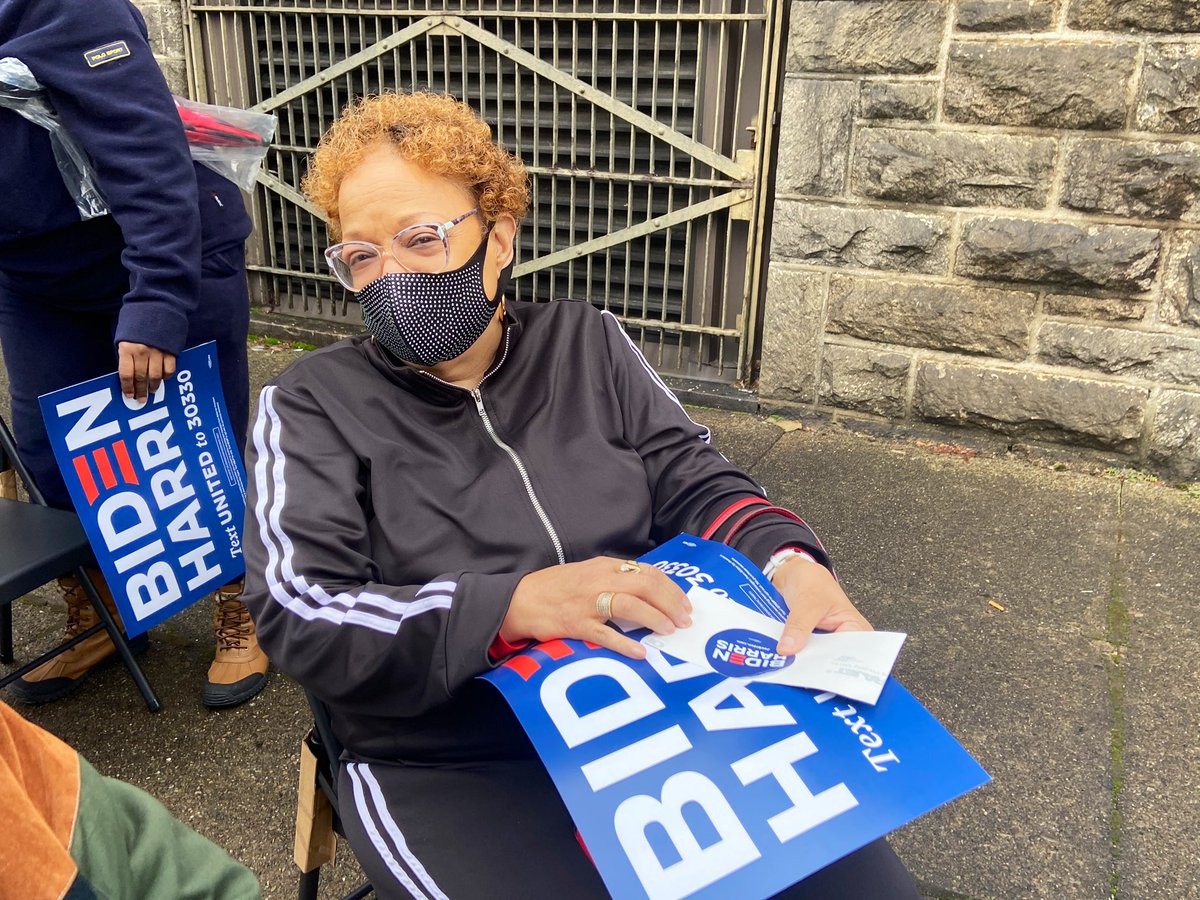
[619,560,641,574]
[596,590,615,621]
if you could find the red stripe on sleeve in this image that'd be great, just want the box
[722,506,830,559]
[112,440,139,485]
[72,456,99,505]
[488,632,533,662]
[700,496,771,540]
[724,505,806,544]
[92,447,117,489]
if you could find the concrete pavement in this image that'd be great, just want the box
[3,339,1198,899]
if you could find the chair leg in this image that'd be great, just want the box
[1,603,12,664]
[0,622,107,689]
[76,568,161,713]
[298,867,319,900]
[298,863,374,900]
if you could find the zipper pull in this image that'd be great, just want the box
[471,387,486,417]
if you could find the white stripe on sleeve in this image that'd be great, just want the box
[251,386,454,634]
[601,310,711,443]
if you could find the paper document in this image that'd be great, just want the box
[642,586,906,705]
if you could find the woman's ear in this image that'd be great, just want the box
[490,213,517,268]
[483,213,518,300]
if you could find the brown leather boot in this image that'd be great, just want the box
[203,581,269,708]
[1,466,16,501]
[7,569,148,705]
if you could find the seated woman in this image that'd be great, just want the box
[242,92,918,900]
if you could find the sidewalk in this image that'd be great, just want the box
[3,342,1198,899]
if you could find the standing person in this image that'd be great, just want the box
[0,0,269,707]
[242,92,918,898]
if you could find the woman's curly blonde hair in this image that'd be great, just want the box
[302,92,530,239]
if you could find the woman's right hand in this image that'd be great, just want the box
[500,556,693,659]
[118,341,176,404]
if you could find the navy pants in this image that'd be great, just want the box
[338,753,920,900]
[0,244,250,510]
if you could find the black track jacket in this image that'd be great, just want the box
[243,299,830,762]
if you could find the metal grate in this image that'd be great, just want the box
[184,1,782,383]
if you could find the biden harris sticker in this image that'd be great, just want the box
[643,585,906,706]
[705,628,794,677]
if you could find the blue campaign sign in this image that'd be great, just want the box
[639,534,802,624]
[482,535,989,900]
[38,342,246,636]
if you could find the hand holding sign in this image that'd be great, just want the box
[117,342,176,405]
[39,342,246,636]
[501,556,693,659]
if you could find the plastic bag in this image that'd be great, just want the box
[0,56,109,219]
[0,54,276,215]
[174,95,275,192]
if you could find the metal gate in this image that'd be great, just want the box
[183,1,784,385]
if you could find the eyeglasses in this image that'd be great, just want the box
[323,208,481,291]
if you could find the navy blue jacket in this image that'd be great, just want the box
[0,0,249,354]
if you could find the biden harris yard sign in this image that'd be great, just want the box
[482,535,989,900]
[39,342,246,636]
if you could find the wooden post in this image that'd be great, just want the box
[293,738,337,872]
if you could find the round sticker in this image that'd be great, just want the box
[704,628,794,678]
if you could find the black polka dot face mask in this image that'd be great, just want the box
[357,236,510,367]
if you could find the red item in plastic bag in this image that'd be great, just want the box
[176,104,265,147]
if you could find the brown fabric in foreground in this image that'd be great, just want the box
[0,699,81,900]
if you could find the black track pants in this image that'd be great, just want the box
[338,754,920,900]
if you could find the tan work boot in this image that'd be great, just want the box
[1,466,17,501]
[203,581,269,708]
[7,569,148,705]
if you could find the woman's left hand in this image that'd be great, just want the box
[771,556,872,656]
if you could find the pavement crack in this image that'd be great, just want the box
[744,426,788,475]
[1105,478,1130,900]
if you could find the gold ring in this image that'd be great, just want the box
[619,560,641,574]
[596,591,615,620]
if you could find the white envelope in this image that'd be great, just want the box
[642,586,906,705]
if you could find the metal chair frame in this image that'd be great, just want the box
[0,414,160,711]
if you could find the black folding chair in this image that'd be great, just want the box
[0,413,160,711]
[297,689,373,900]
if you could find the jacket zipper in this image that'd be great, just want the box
[421,326,567,566]
[471,387,566,566]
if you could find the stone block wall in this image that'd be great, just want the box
[132,0,188,94]
[763,0,1200,478]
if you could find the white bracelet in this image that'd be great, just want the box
[763,547,816,582]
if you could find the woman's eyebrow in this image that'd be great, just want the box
[392,211,451,228]
[342,211,447,240]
